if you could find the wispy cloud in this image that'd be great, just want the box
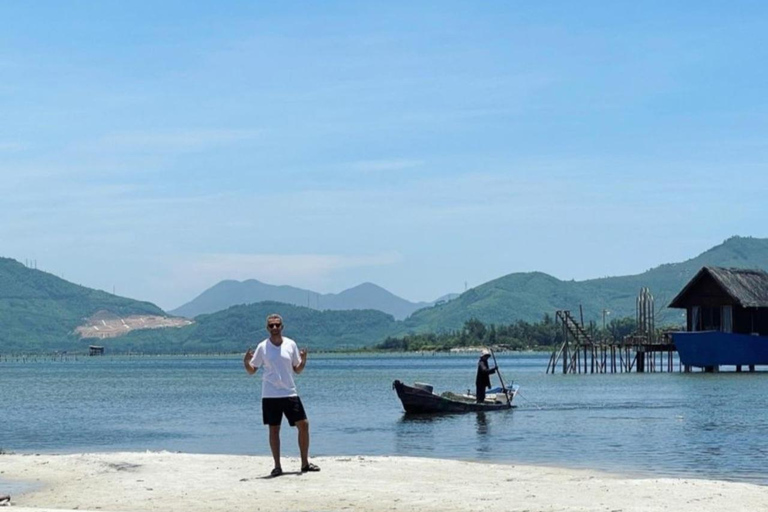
[85,129,262,153]
[0,141,29,152]
[349,159,425,173]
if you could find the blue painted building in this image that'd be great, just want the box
[670,266,768,369]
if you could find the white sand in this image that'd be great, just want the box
[1,452,767,512]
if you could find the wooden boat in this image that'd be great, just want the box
[392,380,519,414]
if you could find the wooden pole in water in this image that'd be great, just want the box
[489,348,512,409]
[562,317,568,374]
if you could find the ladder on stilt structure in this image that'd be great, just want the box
[547,310,597,374]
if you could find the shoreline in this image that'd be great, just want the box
[4,448,763,486]
[2,452,767,512]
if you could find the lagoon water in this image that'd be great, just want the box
[2,352,768,485]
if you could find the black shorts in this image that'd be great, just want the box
[262,396,307,426]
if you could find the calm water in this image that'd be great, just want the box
[2,353,768,485]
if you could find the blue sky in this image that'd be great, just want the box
[2,1,768,310]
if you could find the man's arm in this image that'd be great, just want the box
[479,359,496,375]
[243,348,257,375]
[294,348,307,374]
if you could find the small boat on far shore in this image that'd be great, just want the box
[392,380,519,414]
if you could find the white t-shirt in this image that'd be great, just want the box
[250,337,302,398]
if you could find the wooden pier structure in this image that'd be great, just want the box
[547,288,679,374]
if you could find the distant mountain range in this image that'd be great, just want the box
[4,235,768,353]
[170,280,458,320]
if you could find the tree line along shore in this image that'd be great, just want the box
[0,313,666,359]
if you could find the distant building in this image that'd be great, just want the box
[89,345,105,356]
[669,266,768,369]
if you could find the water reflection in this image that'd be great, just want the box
[394,412,497,458]
[394,413,442,455]
[475,412,492,455]
[475,412,488,434]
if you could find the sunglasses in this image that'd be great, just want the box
[268,323,282,328]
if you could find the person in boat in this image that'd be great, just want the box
[475,349,497,403]
[243,313,320,477]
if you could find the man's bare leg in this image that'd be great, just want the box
[296,419,309,467]
[269,425,281,470]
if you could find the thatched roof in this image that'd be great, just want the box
[669,266,768,308]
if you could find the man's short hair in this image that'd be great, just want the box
[266,313,283,324]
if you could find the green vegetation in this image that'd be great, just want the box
[171,280,429,320]
[100,301,399,353]
[376,315,641,352]
[0,258,164,353]
[4,236,768,355]
[400,236,768,333]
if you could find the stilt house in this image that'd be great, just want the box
[669,266,768,369]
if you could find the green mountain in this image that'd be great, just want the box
[134,236,768,351]
[169,279,435,320]
[5,236,768,354]
[400,236,768,334]
[113,301,398,353]
[0,258,165,352]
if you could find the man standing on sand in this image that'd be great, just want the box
[475,348,497,403]
[243,313,320,477]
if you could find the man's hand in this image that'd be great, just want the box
[243,348,256,374]
[295,348,308,374]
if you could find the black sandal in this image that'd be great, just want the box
[270,467,283,477]
[301,463,320,472]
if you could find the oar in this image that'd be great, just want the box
[489,348,512,408]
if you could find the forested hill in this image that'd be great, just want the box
[400,236,768,334]
[0,257,165,352]
[109,301,399,353]
[5,236,768,354]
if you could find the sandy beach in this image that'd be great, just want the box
[1,452,766,512]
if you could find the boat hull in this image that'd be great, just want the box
[392,380,515,414]
[672,331,768,367]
